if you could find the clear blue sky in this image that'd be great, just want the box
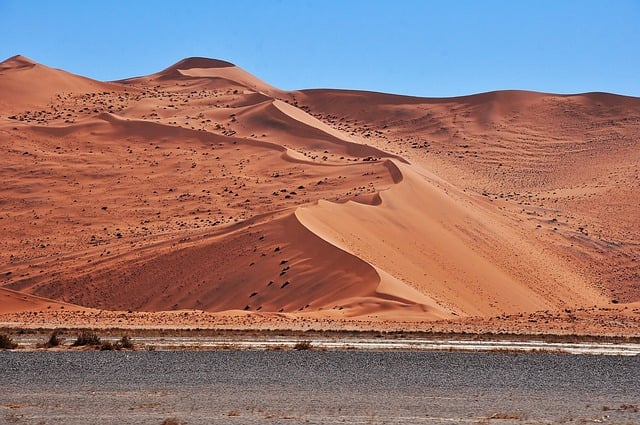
[1,0,639,97]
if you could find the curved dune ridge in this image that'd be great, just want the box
[1,54,639,331]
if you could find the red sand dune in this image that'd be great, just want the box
[0,55,122,112]
[0,287,85,314]
[1,55,639,333]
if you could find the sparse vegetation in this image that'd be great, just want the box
[39,330,63,348]
[100,341,114,351]
[71,330,101,347]
[117,335,134,350]
[91,335,135,351]
[293,340,312,350]
[0,334,18,349]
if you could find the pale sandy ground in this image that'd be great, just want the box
[1,55,639,337]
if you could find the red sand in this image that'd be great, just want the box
[1,55,639,336]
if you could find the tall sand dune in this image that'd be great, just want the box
[1,54,639,331]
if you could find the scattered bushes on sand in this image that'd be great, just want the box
[117,335,134,349]
[71,331,102,347]
[99,335,135,351]
[293,340,312,351]
[38,332,133,350]
[100,341,114,351]
[0,334,18,349]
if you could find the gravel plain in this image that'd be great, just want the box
[1,351,639,424]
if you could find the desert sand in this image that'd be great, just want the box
[1,55,639,336]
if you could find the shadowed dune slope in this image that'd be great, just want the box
[17,212,447,319]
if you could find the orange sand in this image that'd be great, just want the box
[1,55,639,335]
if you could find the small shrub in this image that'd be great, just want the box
[116,335,134,350]
[47,331,62,347]
[100,341,114,351]
[293,340,312,351]
[71,331,101,346]
[0,334,18,349]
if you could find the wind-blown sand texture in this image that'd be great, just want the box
[1,55,639,335]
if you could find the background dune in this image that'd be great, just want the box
[0,55,122,111]
[1,55,638,333]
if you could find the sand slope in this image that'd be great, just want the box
[0,287,85,314]
[297,161,605,317]
[1,54,639,330]
[0,55,121,112]
[299,88,640,304]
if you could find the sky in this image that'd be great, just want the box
[1,0,639,98]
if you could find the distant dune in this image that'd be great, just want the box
[1,55,639,334]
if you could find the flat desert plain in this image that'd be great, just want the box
[1,55,639,336]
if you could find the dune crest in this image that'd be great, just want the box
[163,57,236,71]
[0,54,38,71]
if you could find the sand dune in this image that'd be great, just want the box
[0,287,85,314]
[0,55,120,112]
[1,54,639,333]
[297,160,605,317]
[299,88,640,305]
[121,56,282,98]
[24,212,447,319]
